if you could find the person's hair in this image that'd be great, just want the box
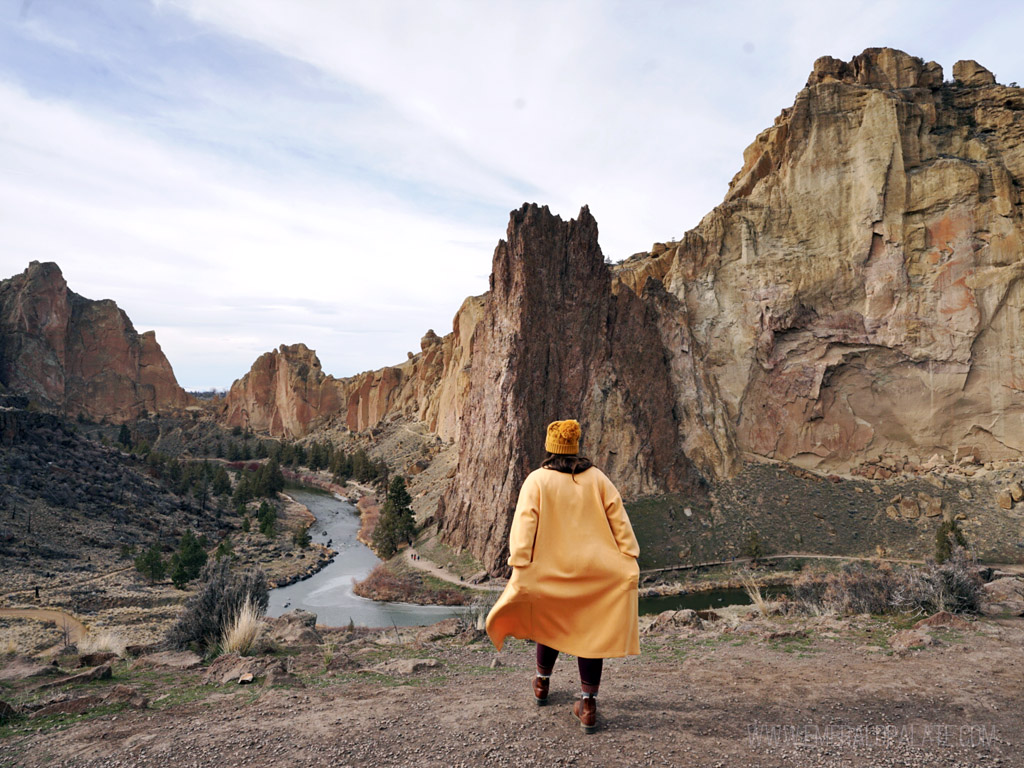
[540,452,593,482]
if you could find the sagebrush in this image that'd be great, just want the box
[792,549,982,616]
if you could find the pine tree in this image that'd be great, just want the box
[257,500,277,537]
[372,476,416,558]
[134,542,166,583]
[117,423,132,448]
[170,529,208,589]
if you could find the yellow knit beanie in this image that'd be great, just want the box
[545,419,581,455]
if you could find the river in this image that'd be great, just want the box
[266,490,469,628]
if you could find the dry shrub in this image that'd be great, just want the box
[220,596,263,656]
[792,549,983,616]
[165,560,268,654]
[353,564,469,605]
[78,629,128,657]
[893,548,983,615]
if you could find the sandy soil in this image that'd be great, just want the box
[1,611,1020,768]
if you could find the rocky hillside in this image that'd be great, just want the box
[0,262,192,423]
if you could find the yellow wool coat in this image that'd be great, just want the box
[485,466,641,659]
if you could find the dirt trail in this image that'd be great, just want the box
[404,549,504,592]
[0,607,88,653]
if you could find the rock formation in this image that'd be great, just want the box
[0,262,191,422]
[436,204,714,571]
[220,296,485,440]
[220,343,341,437]
[647,48,1024,471]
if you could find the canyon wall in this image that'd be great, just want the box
[0,261,192,422]
[220,294,485,440]
[642,48,1024,471]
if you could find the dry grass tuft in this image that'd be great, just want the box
[78,629,128,656]
[220,596,264,656]
[740,571,769,617]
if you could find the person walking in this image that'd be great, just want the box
[486,419,640,733]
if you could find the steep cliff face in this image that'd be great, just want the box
[0,262,192,422]
[220,343,342,437]
[643,48,1024,470]
[222,295,486,440]
[437,204,713,572]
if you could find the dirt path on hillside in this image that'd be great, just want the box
[404,549,504,591]
[0,607,88,653]
[1,614,1020,768]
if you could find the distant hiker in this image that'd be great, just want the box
[486,419,640,734]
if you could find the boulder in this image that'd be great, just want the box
[103,684,148,709]
[889,629,934,651]
[899,497,921,519]
[202,653,279,686]
[952,60,997,86]
[29,695,104,719]
[36,663,112,690]
[263,663,303,688]
[1010,483,1024,502]
[913,611,972,630]
[264,610,321,646]
[996,490,1014,510]
[0,656,62,682]
[415,618,465,645]
[980,577,1024,616]
[79,652,118,668]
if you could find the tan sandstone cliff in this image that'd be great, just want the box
[0,262,192,422]
[635,48,1024,471]
[220,294,485,440]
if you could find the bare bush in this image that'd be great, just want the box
[793,551,982,617]
[893,548,983,615]
[164,560,268,654]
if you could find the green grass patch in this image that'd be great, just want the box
[412,534,485,579]
[0,703,129,740]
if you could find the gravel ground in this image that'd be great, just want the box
[1,613,1019,768]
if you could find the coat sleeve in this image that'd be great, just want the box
[602,473,640,558]
[507,474,540,567]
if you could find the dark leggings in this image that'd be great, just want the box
[535,643,603,695]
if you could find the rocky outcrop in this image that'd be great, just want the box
[437,204,711,572]
[636,48,1024,472]
[220,343,342,437]
[221,295,485,440]
[0,262,192,422]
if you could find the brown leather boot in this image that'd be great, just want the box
[533,675,549,705]
[572,695,597,733]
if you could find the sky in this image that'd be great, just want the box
[1,1,1022,390]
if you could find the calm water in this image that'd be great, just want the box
[266,490,469,628]
[639,586,789,615]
